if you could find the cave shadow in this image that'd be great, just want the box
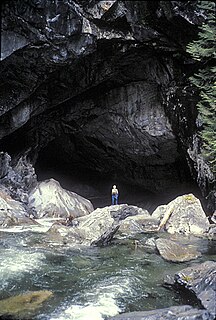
[35,158,203,214]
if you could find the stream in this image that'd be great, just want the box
[0,221,215,320]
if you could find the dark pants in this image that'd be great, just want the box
[112,194,118,205]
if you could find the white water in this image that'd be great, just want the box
[50,277,135,320]
[0,223,215,320]
[0,248,45,290]
[0,218,65,233]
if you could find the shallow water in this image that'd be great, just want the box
[0,225,215,320]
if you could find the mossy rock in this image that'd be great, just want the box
[181,274,193,282]
[183,194,196,203]
[0,290,53,317]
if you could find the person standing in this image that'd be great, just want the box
[111,185,119,205]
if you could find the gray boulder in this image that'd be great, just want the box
[92,224,120,246]
[64,204,149,246]
[173,260,216,319]
[152,194,210,235]
[155,238,201,262]
[111,205,159,235]
[118,215,149,235]
[0,190,37,227]
[67,205,118,246]
[29,178,94,218]
[117,207,159,235]
[108,305,212,320]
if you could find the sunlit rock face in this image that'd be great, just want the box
[0,190,36,227]
[29,178,94,218]
[152,194,210,235]
[0,1,214,210]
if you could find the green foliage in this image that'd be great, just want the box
[186,1,216,173]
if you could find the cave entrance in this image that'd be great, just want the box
[34,136,158,211]
[35,135,202,212]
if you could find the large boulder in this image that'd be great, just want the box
[0,190,37,227]
[28,178,94,218]
[108,305,212,320]
[111,204,158,235]
[155,238,201,262]
[66,205,118,246]
[152,194,210,235]
[65,204,148,246]
[173,260,216,319]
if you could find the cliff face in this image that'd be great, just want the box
[0,1,214,211]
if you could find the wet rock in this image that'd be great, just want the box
[0,290,53,318]
[0,190,37,227]
[173,260,216,319]
[108,305,212,320]
[28,178,94,218]
[155,238,201,262]
[45,223,66,245]
[131,236,157,253]
[152,194,210,235]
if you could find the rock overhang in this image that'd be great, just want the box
[1,0,211,209]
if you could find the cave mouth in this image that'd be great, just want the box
[34,136,203,213]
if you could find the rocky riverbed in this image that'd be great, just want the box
[0,162,215,319]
